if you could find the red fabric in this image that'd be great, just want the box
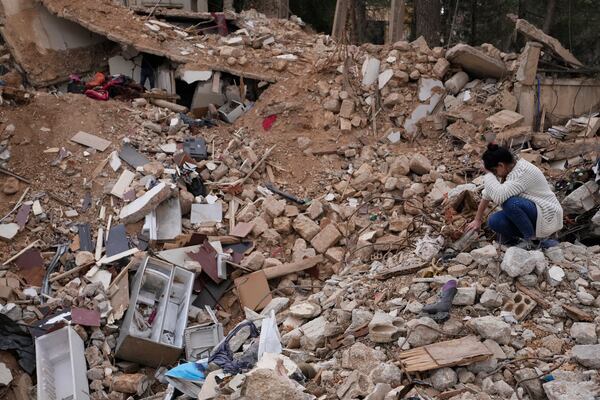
[262,114,277,131]
[84,89,109,101]
[86,72,105,88]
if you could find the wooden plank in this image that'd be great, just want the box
[375,262,427,280]
[71,131,111,152]
[425,336,492,366]
[398,336,492,373]
[263,255,324,280]
[562,304,594,322]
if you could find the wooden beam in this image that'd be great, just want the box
[263,255,323,280]
[388,0,405,43]
[332,0,351,41]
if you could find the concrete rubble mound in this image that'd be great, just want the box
[0,1,598,400]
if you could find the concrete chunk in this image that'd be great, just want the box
[119,182,171,224]
[0,223,19,242]
[446,43,508,78]
[310,224,342,254]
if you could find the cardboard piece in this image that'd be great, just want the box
[70,131,111,151]
[234,270,272,311]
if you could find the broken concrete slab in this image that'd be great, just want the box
[190,203,223,224]
[0,0,113,87]
[119,182,172,224]
[486,110,525,130]
[110,169,136,199]
[512,17,583,68]
[446,44,508,79]
[310,224,342,254]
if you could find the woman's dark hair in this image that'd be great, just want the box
[482,143,514,170]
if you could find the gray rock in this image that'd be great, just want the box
[571,344,600,368]
[244,369,315,400]
[452,286,477,306]
[370,363,403,387]
[457,368,475,384]
[514,368,546,400]
[470,245,497,265]
[342,342,387,375]
[467,316,511,344]
[406,317,440,347]
[494,380,515,397]
[480,289,503,308]
[570,322,598,345]
[543,379,599,400]
[430,367,457,391]
[501,247,543,277]
[365,383,392,400]
[0,363,12,386]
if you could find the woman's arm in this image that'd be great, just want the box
[483,173,527,204]
[466,198,490,231]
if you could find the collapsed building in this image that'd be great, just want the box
[0,1,599,399]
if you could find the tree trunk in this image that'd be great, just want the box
[351,0,367,44]
[470,0,477,45]
[415,0,441,46]
[542,0,556,33]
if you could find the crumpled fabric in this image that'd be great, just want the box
[208,320,259,374]
[262,114,277,131]
[0,314,35,374]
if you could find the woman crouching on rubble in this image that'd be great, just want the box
[467,143,563,249]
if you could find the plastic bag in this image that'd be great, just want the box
[257,310,282,359]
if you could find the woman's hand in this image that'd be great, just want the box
[466,218,482,232]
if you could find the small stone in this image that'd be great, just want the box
[263,196,286,218]
[430,367,457,391]
[2,177,19,195]
[241,252,265,271]
[143,161,164,176]
[339,99,355,119]
[306,200,323,220]
[297,137,312,150]
[0,223,19,242]
[0,363,12,386]
[409,154,432,175]
[342,342,386,375]
[467,316,511,344]
[570,322,598,344]
[310,224,342,254]
[470,245,497,265]
[289,302,321,319]
[452,286,476,306]
[370,363,402,387]
[406,317,440,347]
[576,291,594,305]
[292,214,320,241]
[571,344,600,368]
[480,289,503,308]
[75,251,95,267]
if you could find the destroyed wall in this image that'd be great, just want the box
[0,0,115,86]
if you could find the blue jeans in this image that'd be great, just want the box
[488,197,537,244]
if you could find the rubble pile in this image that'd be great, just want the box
[0,2,599,400]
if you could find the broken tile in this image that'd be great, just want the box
[70,131,111,152]
[106,224,129,257]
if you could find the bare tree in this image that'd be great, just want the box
[415,0,442,45]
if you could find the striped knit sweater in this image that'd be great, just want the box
[482,159,563,238]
